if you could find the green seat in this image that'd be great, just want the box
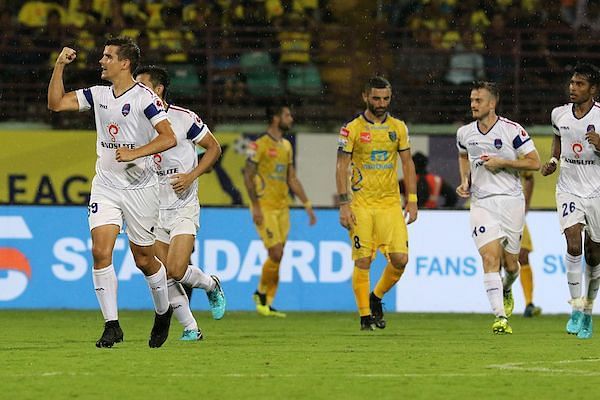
[168,64,201,96]
[287,64,323,96]
[240,51,283,97]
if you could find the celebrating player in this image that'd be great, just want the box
[456,81,540,334]
[134,65,226,341]
[541,63,600,339]
[48,38,178,348]
[336,76,418,331]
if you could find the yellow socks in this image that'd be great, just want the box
[374,263,405,299]
[258,258,280,306]
[520,263,533,305]
[352,267,371,316]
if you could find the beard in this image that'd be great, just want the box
[367,102,387,118]
[279,122,291,132]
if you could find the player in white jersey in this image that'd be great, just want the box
[134,65,226,341]
[47,38,178,348]
[456,81,540,334]
[541,63,600,339]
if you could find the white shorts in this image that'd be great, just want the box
[155,203,200,244]
[470,195,525,254]
[556,191,600,241]
[88,177,159,246]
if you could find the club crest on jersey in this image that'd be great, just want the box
[121,103,131,116]
[360,132,371,143]
[572,141,584,158]
[388,131,397,141]
[339,127,349,137]
[588,124,596,133]
[494,138,503,149]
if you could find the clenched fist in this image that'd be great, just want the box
[56,47,77,65]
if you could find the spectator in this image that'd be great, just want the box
[400,152,458,209]
[444,29,485,85]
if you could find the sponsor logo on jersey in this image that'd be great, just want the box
[494,139,503,149]
[339,127,349,137]
[370,150,388,161]
[360,132,371,143]
[337,137,348,148]
[268,148,278,157]
[100,104,108,109]
[588,124,595,132]
[121,103,131,116]
[388,131,397,141]
[572,141,584,158]
[107,123,119,142]
[155,99,164,110]
[153,153,162,170]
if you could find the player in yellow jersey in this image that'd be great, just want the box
[336,76,418,331]
[519,171,542,317]
[243,104,317,317]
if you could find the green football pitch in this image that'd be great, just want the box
[2,311,600,400]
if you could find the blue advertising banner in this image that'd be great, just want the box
[0,206,572,313]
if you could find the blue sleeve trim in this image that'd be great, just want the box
[512,136,531,149]
[83,88,93,108]
[144,103,160,120]
[186,123,204,140]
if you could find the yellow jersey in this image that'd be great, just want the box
[338,113,410,208]
[248,134,293,210]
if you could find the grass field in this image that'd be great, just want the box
[2,311,600,400]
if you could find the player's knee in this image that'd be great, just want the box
[355,257,371,269]
[91,245,112,267]
[518,250,529,265]
[268,247,284,263]
[389,253,408,269]
[567,243,583,256]
[481,253,500,270]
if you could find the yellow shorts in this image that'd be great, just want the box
[253,207,290,249]
[521,223,533,252]
[349,205,408,260]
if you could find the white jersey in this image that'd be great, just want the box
[457,116,536,199]
[154,104,209,209]
[76,83,168,189]
[551,103,600,198]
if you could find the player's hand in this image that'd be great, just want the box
[540,161,557,176]
[170,173,194,194]
[404,201,418,225]
[306,207,317,226]
[116,148,137,162]
[456,182,470,198]
[339,203,356,230]
[252,206,264,226]
[586,131,600,150]
[56,47,77,65]
[481,155,503,173]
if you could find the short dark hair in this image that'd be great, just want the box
[364,76,392,93]
[134,65,170,96]
[105,37,140,73]
[266,103,290,123]
[472,80,500,101]
[573,63,600,86]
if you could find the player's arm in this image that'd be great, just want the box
[456,152,471,198]
[399,149,418,224]
[523,173,534,213]
[243,159,263,225]
[287,164,316,226]
[483,149,541,172]
[541,134,561,176]
[116,119,177,162]
[170,131,222,194]
[47,47,80,112]
[336,150,356,229]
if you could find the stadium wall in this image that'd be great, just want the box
[0,206,576,314]
[0,130,558,208]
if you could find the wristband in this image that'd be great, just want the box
[549,157,558,165]
[338,193,350,204]
[408,193,418,203]
[303,200,312,209]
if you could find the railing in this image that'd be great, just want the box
[0,26,597,128]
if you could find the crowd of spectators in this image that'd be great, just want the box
[2,0,600,125]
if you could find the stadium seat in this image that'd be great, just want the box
[286,64,323,96]
[240,51,284,97]
[168,64,202,96]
